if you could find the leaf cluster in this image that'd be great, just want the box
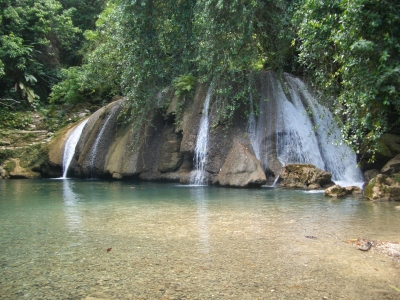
[0,0,80,107]
[294,0,400,158]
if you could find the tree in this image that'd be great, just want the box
[294,0,400,159]
[51,0,296,131]
[0,0,80,107]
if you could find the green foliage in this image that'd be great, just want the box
[58,0,106,65]
[0,0,80,106]
[50,1,123,105]
[173,74,196,97]
[0,108,32,129]
[294,0,400,158]
[51,0,295,129]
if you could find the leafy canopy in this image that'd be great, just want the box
[0,0,80,107]
[52,0,294,128]
[294,0,400,158]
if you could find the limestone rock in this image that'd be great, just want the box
[277,164,334,189]
[364,173,400,201]
[0,166,9,179]
[345,186,362,195]
[324,185,362,197]
[381,154,400,175]
[364,169,379,183]
[324,185,348,197]
[46,122,77,167]
[5,158,41,179]
[217,143,266,187]
[377,133,400,158]
[158,133,183,173]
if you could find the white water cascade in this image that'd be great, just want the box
[284,74,364,186]
[89,108,118,177]
[190,87,213,185]
[248,72,364,187]
[62,119,88,178]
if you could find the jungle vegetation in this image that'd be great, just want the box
[1,0,399,158]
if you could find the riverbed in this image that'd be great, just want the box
[0,179,399,299]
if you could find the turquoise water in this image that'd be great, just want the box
[0,179,399,299]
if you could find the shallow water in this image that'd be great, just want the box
[0,179,399,299]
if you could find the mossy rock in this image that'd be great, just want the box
[4,158,41,179]
[4,159,16,173]
[364,173,400,201]
[377,134,400,158]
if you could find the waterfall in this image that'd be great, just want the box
[89,107,118,177]
[275,77,325,170]
[249,72,364,187]
[248,92,260,160]
[190,87,213,185]
[283,74,364,186]
[62,119,89,178]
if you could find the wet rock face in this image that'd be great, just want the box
[364,169,380,183]
[158,130,183,173]
[377,134,400,159]
[381,154,400,175]
[0,166,9,179]
[217,142,266,187]
[277,164,334,189]
[364,173,400,201]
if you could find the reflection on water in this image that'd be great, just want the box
[0,180,399,299]
[62,180,83,234]
[192,187,210,254]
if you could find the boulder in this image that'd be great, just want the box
[277,164,334,189]
[324,185,362,197]
[158,131,183,173]
[363,169,380,183]
[217,143,266,187]
[324,185,348,197]
[5,158,41,179]
[381,154,400,175]
[364,173,400,201]
[377,133,400,158]
[345,186,363,195]
[0,166,9,179]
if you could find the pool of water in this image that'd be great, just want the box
[0,179,399,299]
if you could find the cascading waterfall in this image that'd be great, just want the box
[283,74,364,186]
[89,107,118,177]
[62,119,89,178]
[190,87,213,185]
[248,72,364,187]
[275,75,326,170]
[247,92,260,160]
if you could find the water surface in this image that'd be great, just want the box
[0,180,399,299]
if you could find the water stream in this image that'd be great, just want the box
[0,180,399,299]
[190,87,213,185]
[62,119,88,178]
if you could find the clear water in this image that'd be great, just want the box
[0,180,399,299]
